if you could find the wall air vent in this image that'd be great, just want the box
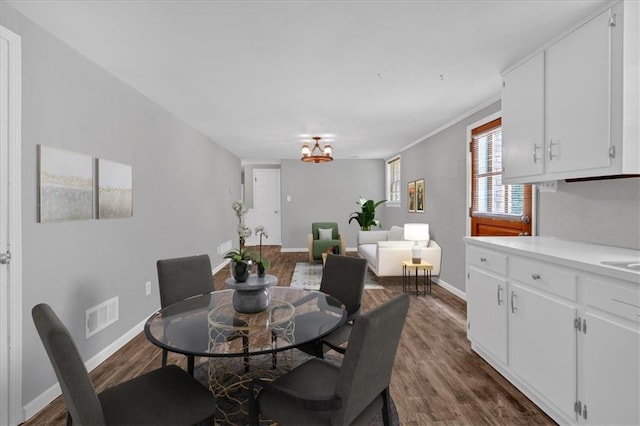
[85,296,119,339]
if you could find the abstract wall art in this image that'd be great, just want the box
[38,145,94,222]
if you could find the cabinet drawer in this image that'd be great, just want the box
[583,276,640,323]
[468,246,507,276]
[510,256,577,301]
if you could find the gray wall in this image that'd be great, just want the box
[2,4,241,405]
[382,101,502,293]
[280,159,385,250]
[538,178,640,249]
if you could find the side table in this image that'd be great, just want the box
[402,261,432,296]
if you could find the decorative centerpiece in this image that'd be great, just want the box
[225,274,277,314]
[348,196,387,230]
[254,225,270,278]
[223,247,256,283]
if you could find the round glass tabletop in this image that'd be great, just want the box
[144,287,347,358]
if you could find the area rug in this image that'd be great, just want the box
[290,262,383,290]
[194,351,400,425]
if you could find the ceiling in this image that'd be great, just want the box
[7,0,607,162]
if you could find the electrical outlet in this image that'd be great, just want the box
[145,281,151,296]
[537,180,558,192]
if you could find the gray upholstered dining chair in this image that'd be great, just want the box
[250,293,410,426]
[32,303,217,426]
[295,254,368,358]
[157,253,248,373]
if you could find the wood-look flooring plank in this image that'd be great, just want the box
[23,247,555,425]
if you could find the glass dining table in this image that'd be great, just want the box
[144,286,347,423]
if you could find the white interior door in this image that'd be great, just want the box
[0,25,22,425]
[252,169,281,246]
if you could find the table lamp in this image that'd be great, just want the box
[404,223,430,264]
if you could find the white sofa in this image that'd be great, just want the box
[357,225,442,277]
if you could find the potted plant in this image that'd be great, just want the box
[254,225,270,277]
[348,197,387,231]
[224,247,257,282]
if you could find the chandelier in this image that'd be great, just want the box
[301,136,333,163]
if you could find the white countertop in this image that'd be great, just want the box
[464,236,640,283]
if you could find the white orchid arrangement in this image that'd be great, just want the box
[232,201,251,247]
[255,225,270,268]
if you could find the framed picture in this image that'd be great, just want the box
[38,145,94,222]
[97,159,133,219]
[408,181,416,213]
[416,179,425,213]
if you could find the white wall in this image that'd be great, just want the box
[1,3,241,407]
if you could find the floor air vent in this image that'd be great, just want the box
[86,296,119,339]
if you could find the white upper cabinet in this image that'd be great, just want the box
[546,8,612,175]
[501,1,639,183]
[502,52,545,181]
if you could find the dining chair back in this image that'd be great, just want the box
[292,254,368,358]
[156,254,214,307]
[321,254,368,320]
[333,292,410,424]
[251,293,410,426]
[32,303,216,426]
[157,253,249,373]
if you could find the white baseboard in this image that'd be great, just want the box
[433,277,466,301]
[280,247,306,253]
[212,258,230,275]
[23,313,154,421]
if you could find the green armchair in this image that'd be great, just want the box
[308,222,346,263]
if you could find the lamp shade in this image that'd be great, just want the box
[403,223,430,242]
[404,223,430,264]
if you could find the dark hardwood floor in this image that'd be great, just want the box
[24,246,555,425]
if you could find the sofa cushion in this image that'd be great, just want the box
[318,228,333,240]
[387,226,404,241]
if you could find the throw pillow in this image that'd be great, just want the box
[387,225,404,241]
[318,228,333,240]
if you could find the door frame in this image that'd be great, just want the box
[0,25,23,425]
[465,111,537,237]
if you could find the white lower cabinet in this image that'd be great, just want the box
[509,283,577,420]
[467,266,508,364]
[465,237,640,425]
[580,312,640,424]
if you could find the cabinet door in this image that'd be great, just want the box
[581,312,639,425]
[502,52,545,182]
[509,283,577,420]
[546,8,612,175]
[467,266,508,364]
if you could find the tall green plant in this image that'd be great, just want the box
[348,197,387,231]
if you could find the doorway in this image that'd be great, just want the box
[0,25,23,425]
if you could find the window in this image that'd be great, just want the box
[386,156,401,204]
[470,118,532,236]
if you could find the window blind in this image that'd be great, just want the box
[471,119,528,217]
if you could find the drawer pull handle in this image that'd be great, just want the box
[497,285,504,306]
[480,257,487,262]
[531,273,541,280]
[511,292,517,314]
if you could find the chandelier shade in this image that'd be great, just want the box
[301,136,333,163]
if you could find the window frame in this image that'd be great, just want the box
[385,155,401,207]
